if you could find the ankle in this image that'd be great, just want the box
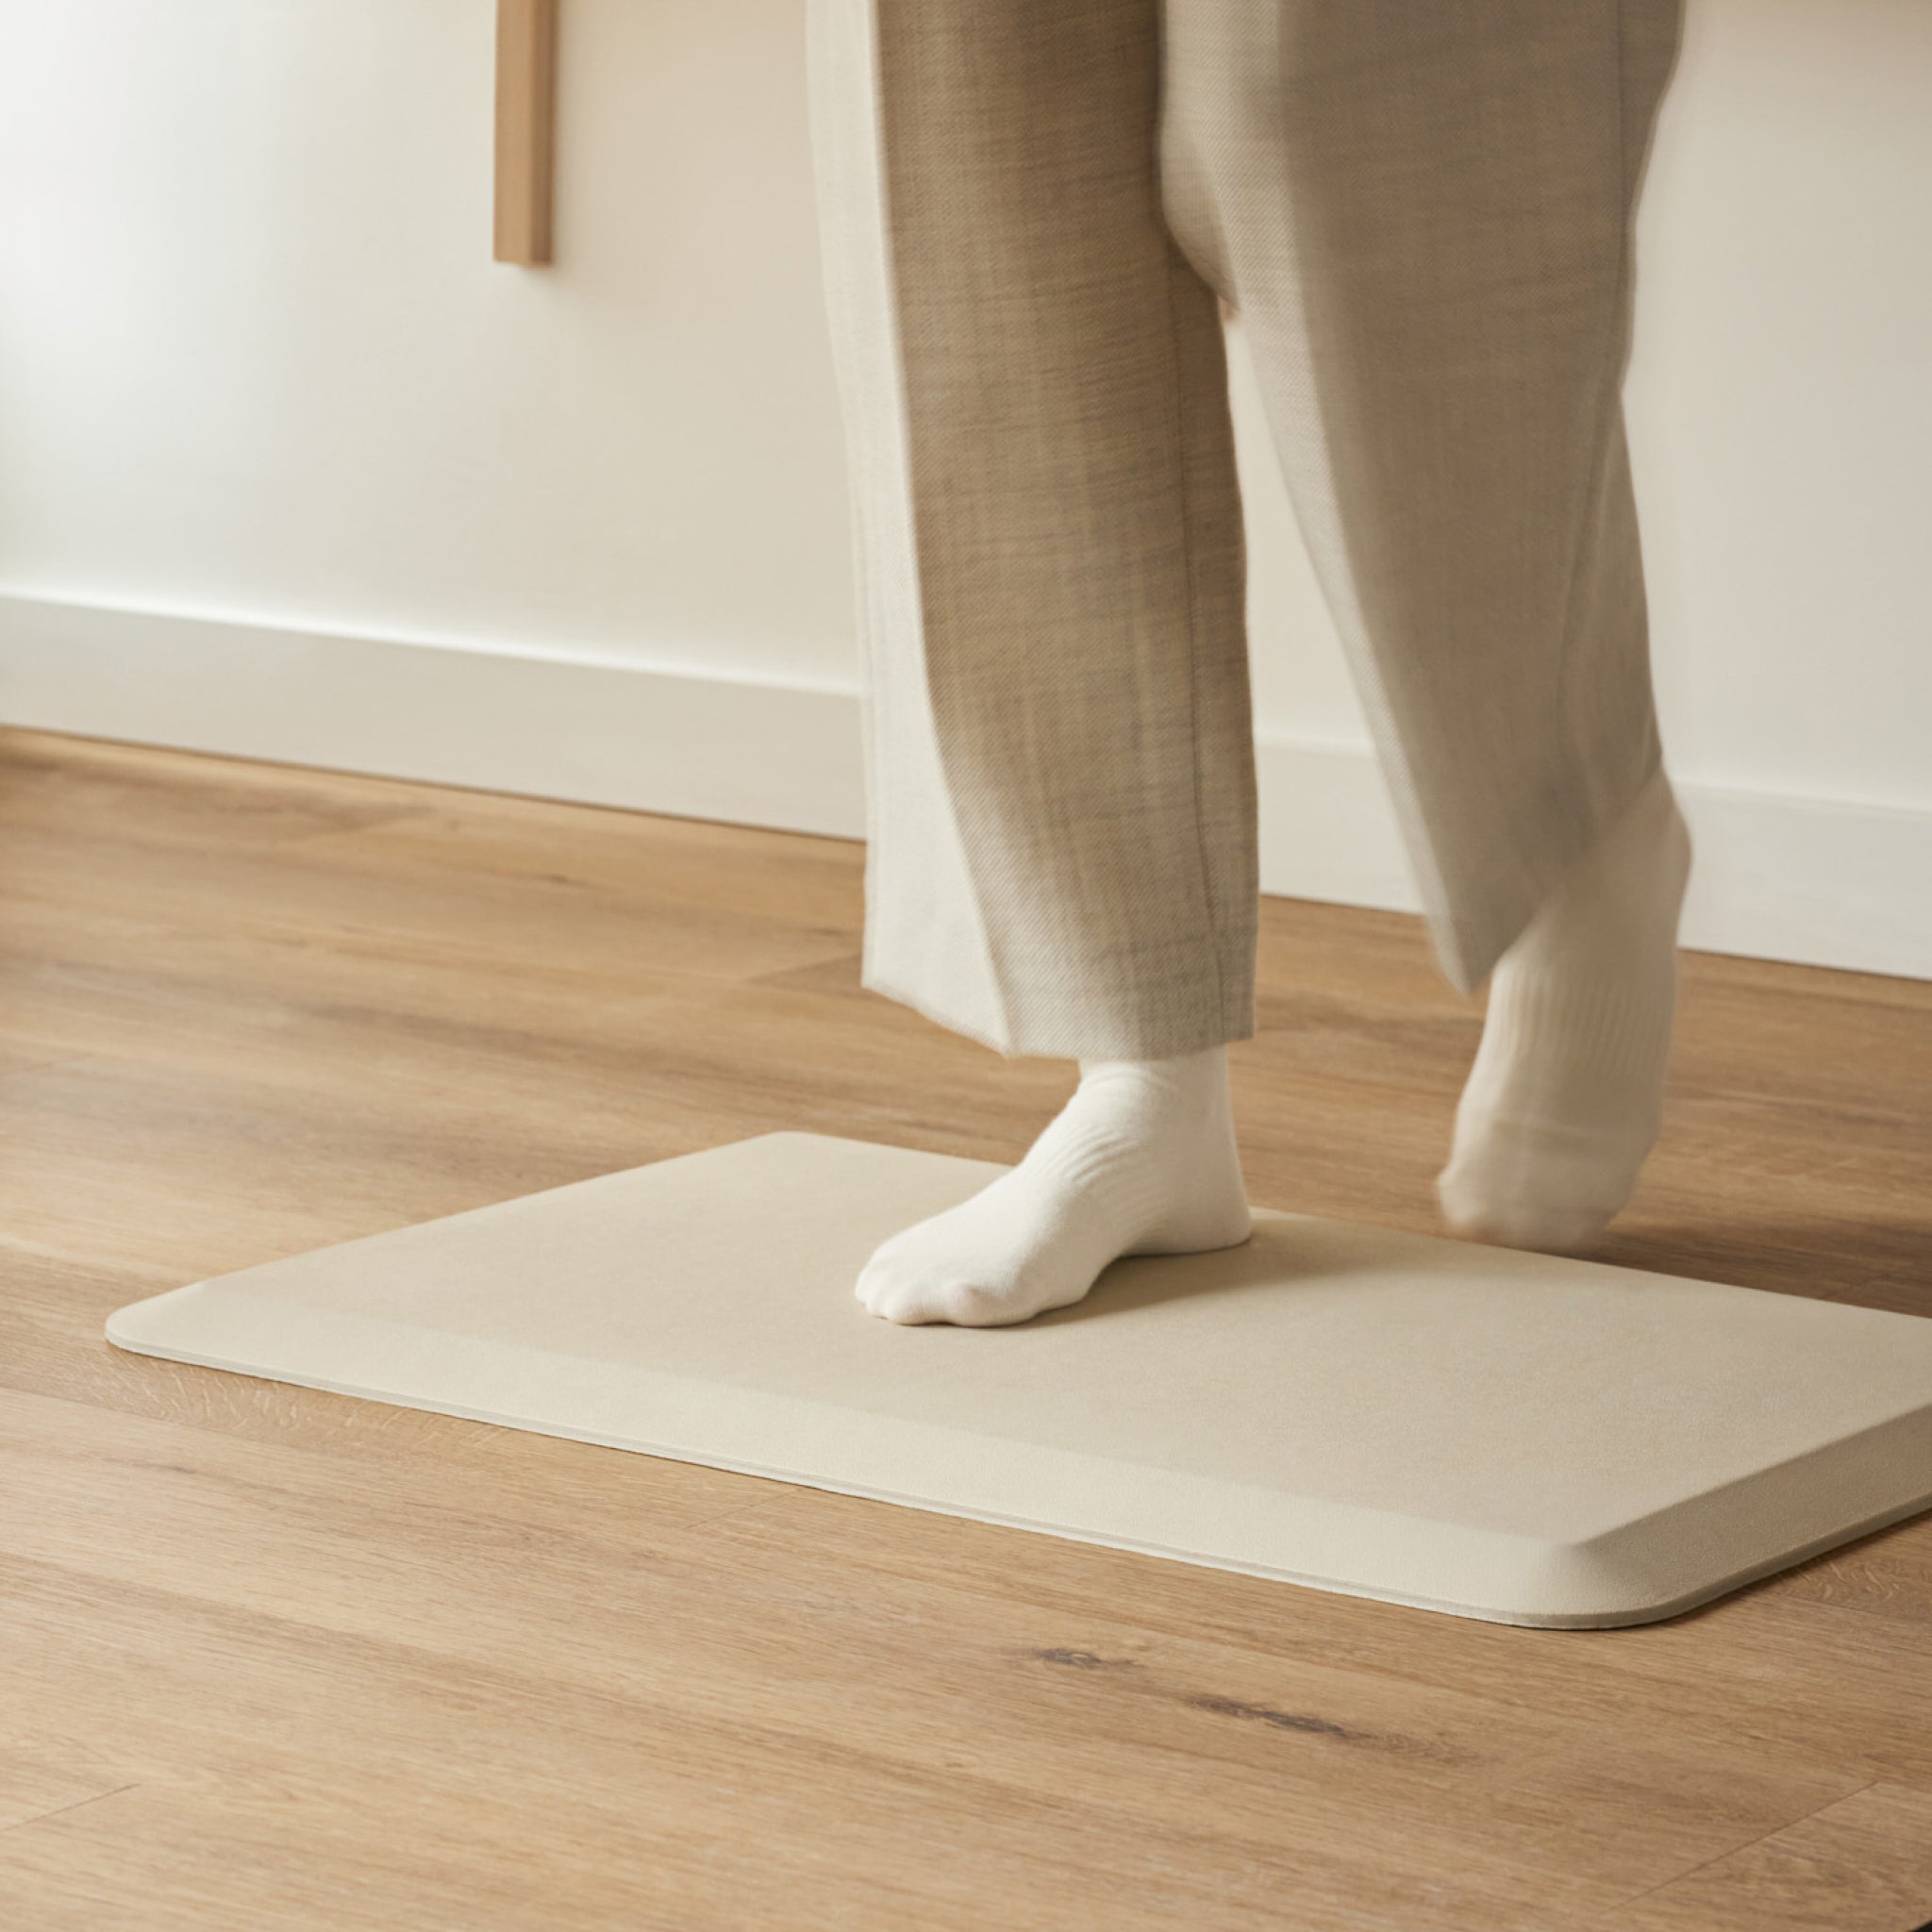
[1071,1045,1232,1120]
[1523,773,1690,957]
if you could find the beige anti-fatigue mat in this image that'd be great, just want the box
[107,1132,1932,1627]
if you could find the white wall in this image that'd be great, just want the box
[1,0,1927,975]
[0,0,855,683]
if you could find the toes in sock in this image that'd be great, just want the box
[1438,771,1692,1252]
[856,1045,1253,1327]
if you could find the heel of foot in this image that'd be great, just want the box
[1126,1197,1254,1257]
[1124,1154,1254,1257]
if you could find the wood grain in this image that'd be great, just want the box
[493,0,558,265]
[1,728,1928,1932]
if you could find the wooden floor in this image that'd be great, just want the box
[3,728,1930,1932]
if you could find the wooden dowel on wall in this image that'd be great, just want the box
[494,0,558,265]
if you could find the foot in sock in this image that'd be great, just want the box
[1437,770,1692,1252]
[856,1046,1253,1326]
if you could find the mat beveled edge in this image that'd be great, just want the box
[101,1279,1930,1631]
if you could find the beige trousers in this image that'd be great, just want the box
[807,0,1684,1060]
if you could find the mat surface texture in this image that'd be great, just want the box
[107,1132,1932,1627]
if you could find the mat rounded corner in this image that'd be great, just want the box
[1440,1531,1716,1631]
[105,1286,201,1356]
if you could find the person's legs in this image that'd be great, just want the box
[1161,0,1691,1248]
[807,0,1259,1324]
[808,0,1696,1326]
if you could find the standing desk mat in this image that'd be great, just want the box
[107,1131,1932,1628]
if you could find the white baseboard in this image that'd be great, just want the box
[2,591,1925,980]
[0,593,867,838]
[1250,735,1932,982]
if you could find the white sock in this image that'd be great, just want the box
[856,1045,1253,1326]
[1437,770,1692,1252]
